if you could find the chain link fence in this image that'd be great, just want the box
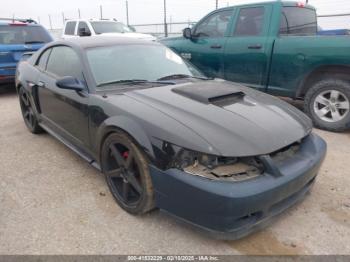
[130,21,196,37]
[130,14,350,38]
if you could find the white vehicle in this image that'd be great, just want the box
[62,19,156,41]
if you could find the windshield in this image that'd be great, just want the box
[86,44,205,88]
[0,25,52,45]
[90,21,132,34]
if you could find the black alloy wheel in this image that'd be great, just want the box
[19,87,43,134]
[101,132,155,214]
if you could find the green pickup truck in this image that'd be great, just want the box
[161,1,350,132]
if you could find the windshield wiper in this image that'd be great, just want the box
[157,74,212,81]
[24,41,45,44]
[97,79,175,87]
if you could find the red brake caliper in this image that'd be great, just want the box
[122,151,129,160]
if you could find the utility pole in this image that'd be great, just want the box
[100,5,103,20]
[78,9,81,19]
[163,0,168,37]
[38,16,41,24]
[216,0,218,9]
[126,0,129,25]
[48,14,52,29]
[62,12,65,25]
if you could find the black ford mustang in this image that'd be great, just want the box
[16,37,327,239]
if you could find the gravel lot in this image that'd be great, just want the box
[0,87,349,255]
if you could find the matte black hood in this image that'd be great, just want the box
[126,80,312,157]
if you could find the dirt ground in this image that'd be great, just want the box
[0,87,349,255]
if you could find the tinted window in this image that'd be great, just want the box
[0,25,52,44]
[64,21,76,35]
[90,21,131,34]
[36,48,52,70]
[46,46,83,80]
[78,22,91,35]
[235,7,265,36]
[194,10,232,38]
[86,45,204,88]
[280,7,317,35]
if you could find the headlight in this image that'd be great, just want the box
[152,139,264,182]
[170,147,263,182]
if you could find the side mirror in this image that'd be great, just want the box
[183,27,192,39]
[78,28,91,37]
[56,76,85,91]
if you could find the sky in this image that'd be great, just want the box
[0,0,349,30]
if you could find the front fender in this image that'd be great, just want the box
[96,115,155,163]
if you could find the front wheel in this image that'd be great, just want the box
[101,132,155,215]
[304,78,350,132]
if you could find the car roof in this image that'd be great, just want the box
[216,1,315,10]
[65,19,121,23]
[53,36,159,49]
[0,21,41,26]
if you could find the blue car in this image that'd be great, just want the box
[0,19,53,85]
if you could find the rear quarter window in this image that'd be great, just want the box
[280,7,317,35]
[36,48,52,70]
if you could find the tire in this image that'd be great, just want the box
[18,87,44,134]
[101,131,155,215]
[304,77,350,132]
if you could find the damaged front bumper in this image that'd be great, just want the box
[149,133,326,240]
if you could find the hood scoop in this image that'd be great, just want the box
[172,82,245,106]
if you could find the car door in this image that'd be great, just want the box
[223,5,273,92]
[180,9,234,78]
[37,45,90,148]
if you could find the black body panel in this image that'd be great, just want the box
[15,37,326,239]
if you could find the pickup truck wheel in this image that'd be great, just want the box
[304,78,350,132]
[101,132,155,215]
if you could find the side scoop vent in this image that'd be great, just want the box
[172,82,245,106]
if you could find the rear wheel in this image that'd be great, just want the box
[101,132,155,215]
[304,78,350,132]
[19,87,43,134]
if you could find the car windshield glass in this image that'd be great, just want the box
[90,21,132,34]
[0,25,51,44]
[86,44,206,88]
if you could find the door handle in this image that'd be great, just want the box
[37,81,45,88]
[248,44,262,49]
[210,44,222,49]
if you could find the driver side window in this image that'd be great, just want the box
[193,10,233,38]
[46,46,84,81]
